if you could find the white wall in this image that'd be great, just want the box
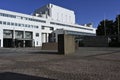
[50,4,75,24]
[33,4,75,24]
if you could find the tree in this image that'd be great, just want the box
[114,14,120,35]
[96,15,120,47]
[96,19,114,36]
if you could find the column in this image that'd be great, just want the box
[12,30,15,47]
[23,30,25,48]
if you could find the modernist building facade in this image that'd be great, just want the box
[0,3,96,47]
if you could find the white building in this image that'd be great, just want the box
[33,3,75,24]
[0,3,96,47]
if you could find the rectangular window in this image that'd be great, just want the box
[0,21,2,24]
[36,41,38,45]
[21,17,23,19]
[36,26,39,28]
[11,22,14,26]
[15,23,17,26]
[53,33,56,37]
[50,27,54,30]
[42,26,45,29]
[31,25,33,28]
[0,13,2,16]
[3,22,6,25]
[18,24,21,26]
[28,25,30,28]
[25,32,32,39]
[7,22,10,25]
[25,24,27,27]
[21,24,24,27]
[34,26,38,28]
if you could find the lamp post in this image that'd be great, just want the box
[104,14,106,36]
[117,15,120,42]
[118,15,119,36]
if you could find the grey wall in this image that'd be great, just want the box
[58,34,75,55]
[83,36,109,47]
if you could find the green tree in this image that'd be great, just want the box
[96,19,114,36]
[114,14,120,35]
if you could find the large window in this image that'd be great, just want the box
[25,32,32,39]
[3,30,13,38]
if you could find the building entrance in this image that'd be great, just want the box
[25,40,32,47]
[15,39,32,47]
[15,39,24,47]
[3,38,13,47]
[3,29,33,48]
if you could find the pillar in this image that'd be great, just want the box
[58,34,75,55]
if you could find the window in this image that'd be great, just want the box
[0,13,16,18]
[25,24,27,27]
[15,23,17,26]
[4,30,12,36]
[36,41,38,45]
[21,17,23,19]
[41,26,45,29]
[51,5,53,8]
[11,22,14,26]
[3,22,6,25]
[50,27,54,30]
[0,21,2,24]
[21,24,24,27]
[7,22,10,25]
[36,33,39,37]
[53,33,56,37]
[30,25,33,28]
[36,26,39,28]
[25,32,32,39]
[18,24,21,26]
[28,25,30,28]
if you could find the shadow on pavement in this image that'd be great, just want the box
[29,50,60,55]
[0,72,56,80]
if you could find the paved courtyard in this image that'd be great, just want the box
[0,47,120,80]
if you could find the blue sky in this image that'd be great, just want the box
[0,0,120,27]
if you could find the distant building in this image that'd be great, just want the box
[0,3,96,47]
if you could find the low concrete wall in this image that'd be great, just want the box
[41,43,58,50]
[83,36,109,47]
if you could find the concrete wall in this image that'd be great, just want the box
[58,34,75,55]
[41,42,58,50]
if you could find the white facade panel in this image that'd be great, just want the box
[51,5,75,24]
[33,4,75,24]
